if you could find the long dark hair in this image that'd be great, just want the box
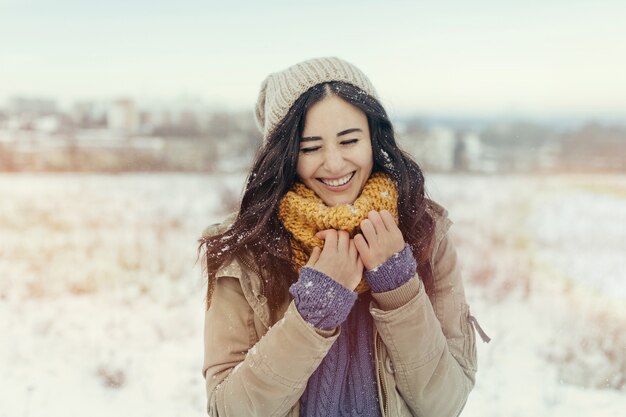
[199,81,435,310]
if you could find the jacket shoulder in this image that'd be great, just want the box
[425,198,453,239]
[201,211,238,238]
[200,211,244,279]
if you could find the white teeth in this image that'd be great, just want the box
[320,172,354,187]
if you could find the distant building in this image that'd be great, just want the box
[140,96,213,136]
[73,101,107,128]
[399,126,456,171]
[464,132,484,172]
[32,115,61,134]
[9,97,58,116]
[107,99,139,136]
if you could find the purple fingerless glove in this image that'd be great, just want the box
[289,267,358,331]
[364,244,417,293]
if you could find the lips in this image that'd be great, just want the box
[317,171,355,187]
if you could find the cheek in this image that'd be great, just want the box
[359,146,374,172]
[295,156,311,181]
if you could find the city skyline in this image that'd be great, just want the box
[2,0,626,119]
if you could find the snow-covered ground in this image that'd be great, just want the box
[1,173,624,417]
[427,174,626,416]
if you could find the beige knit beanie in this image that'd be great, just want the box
[255,57,378,142]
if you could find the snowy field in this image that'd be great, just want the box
[1,173,625,417]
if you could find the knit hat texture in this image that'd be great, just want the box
[255,57,378,142]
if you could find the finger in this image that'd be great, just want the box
[306,246,321,267]
[348,236,363,265]
[359,219,377,245]
[321,229,338,253]
[337,230,350,253]
[315,229,332,240]
[353,233,370,258]
[380,210,405,250]
[380,210,398,231]
[368,210,389,234]
[348,239,359,262]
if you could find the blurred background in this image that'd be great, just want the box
[1,1,625,416]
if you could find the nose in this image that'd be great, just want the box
[322,146,346,174]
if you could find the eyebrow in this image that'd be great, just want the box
[301,128,363,142]
[337,128,362,137]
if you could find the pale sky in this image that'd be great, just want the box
[1,0,626,118]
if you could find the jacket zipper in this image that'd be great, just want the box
[376,333,389,417]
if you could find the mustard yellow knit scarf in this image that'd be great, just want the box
[278,172,398,293]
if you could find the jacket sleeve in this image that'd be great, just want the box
[369,230,477,417]
[202,270,340,417]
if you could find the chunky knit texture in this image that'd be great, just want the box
[255,57,378,141]
[278,172,398,293]
[289,246,417,417]
[365,244,418,293]
[300,293,381,417]
[290,267,357,331]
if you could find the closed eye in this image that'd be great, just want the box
[300,146,321,154]
[341,138,359,145]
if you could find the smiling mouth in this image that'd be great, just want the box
[317,171,356,187]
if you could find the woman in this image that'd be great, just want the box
[199,57,488,417]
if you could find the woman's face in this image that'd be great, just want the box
[296,94,374,207]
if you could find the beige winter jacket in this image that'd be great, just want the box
[202,201,478,417]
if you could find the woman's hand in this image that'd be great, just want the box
[307,229,363,291]
[354,210,405,271]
